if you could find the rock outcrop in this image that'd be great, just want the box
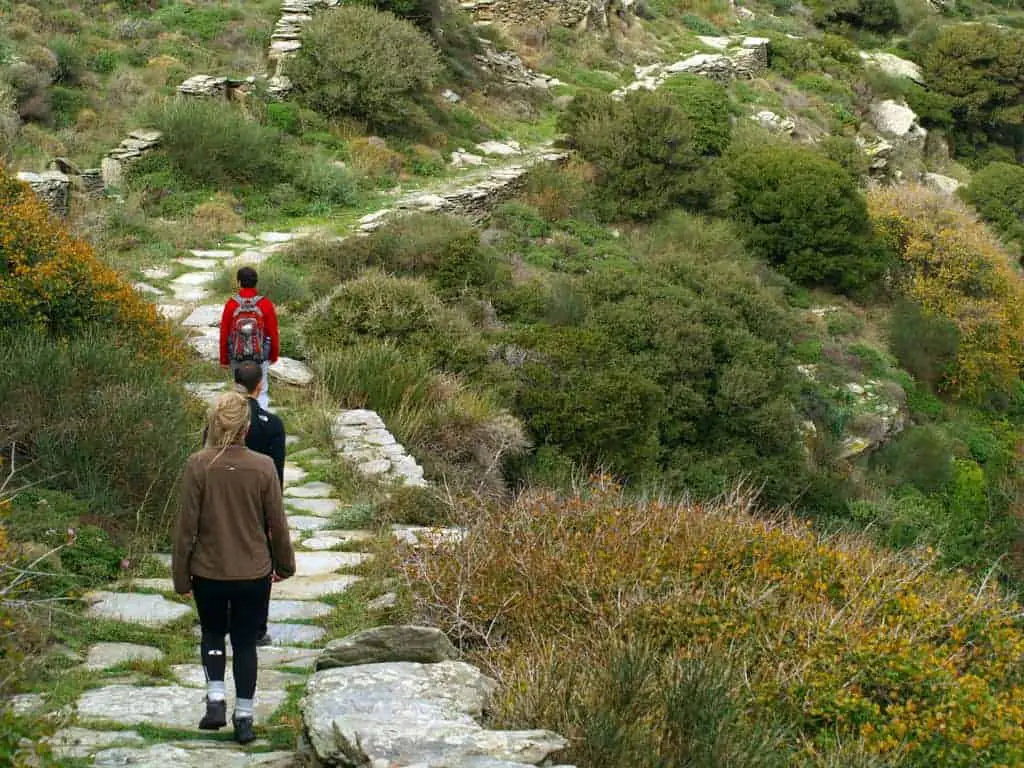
[613,36,769,96]
[16,170,70,217]
[316,625,457,670]
[859,51,924,83]
[176,75,256,100]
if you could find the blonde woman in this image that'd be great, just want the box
[172,391,295,744]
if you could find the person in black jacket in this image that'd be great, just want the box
[200,361,287,646]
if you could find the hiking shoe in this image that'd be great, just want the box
[198,698,227,730]
[256,632,272,647]
[233,715,256,744]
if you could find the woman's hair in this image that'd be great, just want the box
[205,390,251,460]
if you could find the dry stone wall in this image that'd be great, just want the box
[16,170,70,217]
[612,36,769,96]
[461,0,633,29]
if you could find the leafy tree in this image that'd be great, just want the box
[960,161,1024,251]
[725,143,887,293]
[916,23,1024,160]
[289,6,442,131]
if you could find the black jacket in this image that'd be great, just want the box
[201,398,286,487]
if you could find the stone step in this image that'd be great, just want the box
[84,591,192,628]
[285,497,342,517]
[295,550,371,575]
[269,573,361,600]
[284,481,335,498]
[84,642,165,671]
[269,599,332,621]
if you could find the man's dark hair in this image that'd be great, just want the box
[234,361,263,395]
[237,267,258,289]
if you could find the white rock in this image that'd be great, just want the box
[142,267,171,280]
[870,99,926,140]
[271,573,362,600]
[859,51,924,83]
[286,515,332,532]
[188,327,220,361]
[84,643,165,671]
[90,744,296,768]
[284,481,336,498]
[752,110,795,135]
[367,592,398,611]
[283,464,308,486]
[269,599,333,621]
[296,551,371,575]
[358,459,392,476]
[119,577,176,592]
[226,249,271,266]
[77,684,285,729]
[181,304,223,327]
[286,497,342,517]
[190,249,235,260]
[335,409,387,430]
[922,172,962,195]
[84,592,192,627]
[475,140,522,157]
[265,622,326,645]
[6,693,44,715]
[47,728,145,760]
[176,257,222,270]
[269,357,314,386]
[133,281,163,295]
[300,535,345,551]
[442,89,462,103]
[362,429,397,446]
[172,271,218,287]
[450,150,485,168]
[171,285,210,302]
[156,304,186,320]
[259,231,295,243]
[697,35,732,50]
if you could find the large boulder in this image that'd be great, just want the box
[869,99,927,143]
[859,51,924,83]
[301,661,569,767]
[316,625,457,670]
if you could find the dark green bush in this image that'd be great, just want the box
[48,37,84,85]
[658,74,733,156]
[0,328,202,532]
[725,142,887,293]
[918,23,1024,160]
[873,425,955,494]
[560,90,726,220]
[960,162,1024,251]
[289,5,442,131]
[143,98,284,187]
[61,525,126,585]
[887,299,959,390]
[809,0,901,33]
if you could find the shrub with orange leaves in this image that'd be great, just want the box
[403,479,1024,767]
[0,164,184,359]
[869,185,1024,402]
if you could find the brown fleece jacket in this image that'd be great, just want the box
[172,445,296,594]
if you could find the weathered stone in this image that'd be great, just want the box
[752,110,795,135]
[142,266,171,280]
[172,271,219,287]
[226,249,272,266]
[191,249,235,260]
[121,577,176,592]
[362,429,397,446]
[184,381,227,405]
[133,281,163,295]
[335,409,387,429]
[17,170,70,217]
[270,573,361,600]
[177,75,228,98]
[357,458,392,476]
[922,171,961,195]
[77,684,286,729]
[286,497,342,517]
[170,663,305,691]
[284,481,335,498]
[367,592,398,611]
[476,140,522,157]
[269,357,314,386]
[91,744,296,768]
[302,661,568,766]
[84,642,165,671]
[317,625,457,670]
[176,256,223,270]
[182,304,223,327]
[6,693,44,715]
[286,515,331,532]
[188,327,220,360]
[283,463,308,486]
[47,728,146,760]
[84,592,192,627]
[267,622,326,645]
[269,599,333,621]
[859,51,923,83]
[260,231,295,243]
[296,550,371,575]
[870,99,926,142]
[299,535,345,551]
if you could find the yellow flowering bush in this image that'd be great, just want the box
[0,164,183,358]
[869,185,1024,401]
[403,480,1024,766]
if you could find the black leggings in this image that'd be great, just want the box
[192,574,271,699]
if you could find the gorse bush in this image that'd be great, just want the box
[289,6,442,131]
[960,162,1024,252]
[869,185,1024,402]
[0,166,181,355]
[725,142,887,293]
[560,89,727,220]
[405,480,1024,767]
[142,98,284,188]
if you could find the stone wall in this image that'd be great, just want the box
[101,129,162,190]
[612,36,769,97]
[16,170,70,217]
[461,0,633,29]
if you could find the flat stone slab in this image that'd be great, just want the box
[7,693,44,715]
[284,481,335,498]
[267,621,326,645]
[259,232,295,243]
[172,285,210,303]
[226,249,271,266]
[176,257,222,270]
[190,249,235,260]
[296,551,370,575]
[184,382,228,405]
[85,642,165,671]
[299,535,346,551]
[133,281,163,295]
[117,577,175,592]
[84,592,192,627]
[317,529,375,544]
[171,664,305,691]
[302,661,568,767]
[334,409,386,430]
[269,599,333,621]
[286,498,342,517]
[269,357,314,386]
[48,728,145,760]
[92,745,296,768]
[142,267,171,280]
[77,684,286,730]
[283,464,307,486]
[189,327,221,361]
[271,573,361,600]
[172,271,219,286]
[286,515,332,532]
[182,304,223,327]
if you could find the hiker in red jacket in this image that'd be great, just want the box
[219,267,279,410]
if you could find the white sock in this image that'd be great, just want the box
[207,680,226,702]
[235,697,254,718]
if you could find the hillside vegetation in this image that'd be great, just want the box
[3,0,1024,764]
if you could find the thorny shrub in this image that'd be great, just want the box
[402,478,1024,767]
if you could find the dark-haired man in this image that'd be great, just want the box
[219,267,279,410]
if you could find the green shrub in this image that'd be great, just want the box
[143,98,284,188]
[289,6,442,131]
[87,50,119,74]
[560,90,726,220]
[265,101,302,134]
[874,425,955,493]
[809,0,901,33]
[918,24,1024,160]
[315,339,436,415]
[0,328,201,532]
[48,85,87,129]
[48,37,84,85]
[61,525,126,585]
[212,260,313,311]
[658,73,733,156]
[289,152,361,211]
[725,142,887,293]
[960,161,1024,251]
[887,299,959,390]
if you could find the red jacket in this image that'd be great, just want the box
[220,288,279,366]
